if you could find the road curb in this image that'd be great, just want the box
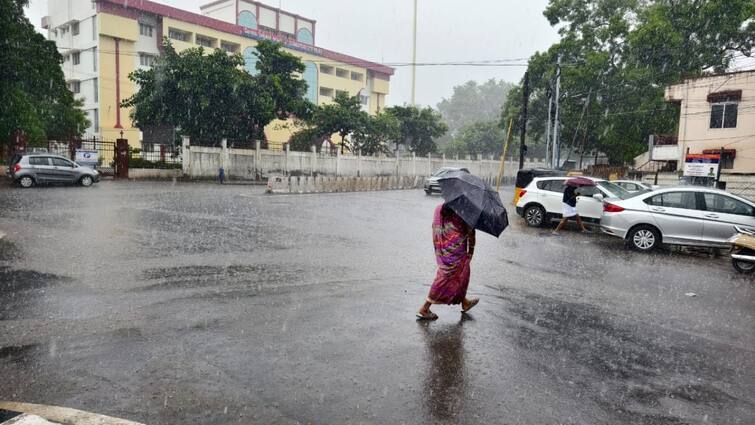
[0,403,143,425]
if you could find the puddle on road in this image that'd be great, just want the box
[0,267,71,321]
[0,343,42,363]
[493,288,742,423]
[135,263,349,298]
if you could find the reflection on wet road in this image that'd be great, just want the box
[0,180,753,424]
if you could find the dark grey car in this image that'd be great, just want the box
[8,154,100,188]
[424,167,470,195]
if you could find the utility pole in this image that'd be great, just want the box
[518,71,530,170]
[411,0,418,105]
[544,88,552,168]
[551,56,561,169]
[716,146,724,189]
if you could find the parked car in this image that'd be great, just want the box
[601,186,755,251]
[515,176,631,227]
[611,180,656,192]
[8,154,100,188]
[514,168,566,205]
[424,167,469,195]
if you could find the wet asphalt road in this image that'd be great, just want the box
[0,180,753,425]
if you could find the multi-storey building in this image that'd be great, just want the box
[43,0,394,149]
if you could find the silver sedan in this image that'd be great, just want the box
[600,186,755,251]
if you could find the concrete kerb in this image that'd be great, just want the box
[0,402,144,425]
[265,175,424,194]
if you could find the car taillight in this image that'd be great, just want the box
[12,163,21,173]
[604,202,625,213]
[518,190,527,198]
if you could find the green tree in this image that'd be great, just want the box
[353,112,400,156]
[436,79,514,147]
[504,0,754,165]
[254,40,312,120]
[0,0,89,148]
[292,92,367,153]
[383,105,448,156]
[443,121,504,157]
[123,39,311,145]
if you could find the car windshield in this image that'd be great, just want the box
[597,181,632,199]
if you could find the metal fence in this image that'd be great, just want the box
[129,145,182,169]
[48,139,116,176]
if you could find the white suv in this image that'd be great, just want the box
[515,177,630,227]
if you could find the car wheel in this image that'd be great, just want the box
[80,175,94,187]
[732,258,755,274]
[524,205,545,227]
[629,225,660,252]
[19,176,34,188]
[425,189,432,196]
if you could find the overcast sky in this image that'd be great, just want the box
[24,0,559,107]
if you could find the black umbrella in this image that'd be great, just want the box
[438,171,509,237]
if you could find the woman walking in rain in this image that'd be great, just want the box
[417,203,480,320]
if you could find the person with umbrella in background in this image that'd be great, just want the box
[417,171,508,320]
[552,177,593,236]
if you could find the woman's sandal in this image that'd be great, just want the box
[462,297,480,313]
[416,310,439,320]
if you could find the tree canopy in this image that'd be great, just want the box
[1,0,89,148]
[503,0,755,164]
[443,121,505,158]
[436,79,514,147]
[383,105,448,156]
[291,100,444,156]
[122,39,310,146]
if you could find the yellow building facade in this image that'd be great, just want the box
[46,0,393,150]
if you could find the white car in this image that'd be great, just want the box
[515,176,631,227]
[611,180,657,193]
[601,186,755,251]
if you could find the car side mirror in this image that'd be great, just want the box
[592,194,604,202]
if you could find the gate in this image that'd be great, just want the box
[49,138,117,176]
[115,138,129,178]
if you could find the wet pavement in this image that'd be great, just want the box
[0,180,753,424]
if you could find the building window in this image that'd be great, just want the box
[72,52,80,65]
[168,28,189,42]
[139,23,154,37]
[92,47,97,71]
[70,81,80,93]
[93,109,99,132]
[71,22,79,35]
[351,71,363,82]
[319,87,334,97]
[93,78,98,102]
[195,35,216,48]
[709,100,738,129]
[336,90,349,98]
[336,68,349,78]
[320,64,334,75]
[360,94,369,105]
[92,17,97,40]
[220,41,239,53]
[139,53,156,67]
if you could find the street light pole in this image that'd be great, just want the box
[411,0,418,105]
[552,55,561,169]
